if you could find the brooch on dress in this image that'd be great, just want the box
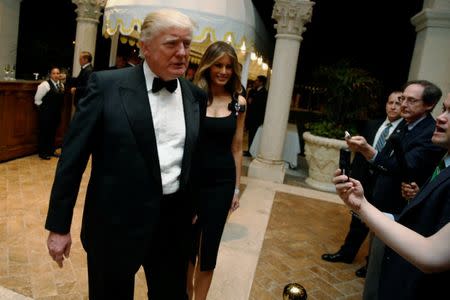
[227,101,246,116]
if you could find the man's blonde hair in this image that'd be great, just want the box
[140,9,196,43]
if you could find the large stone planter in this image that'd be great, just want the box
[303,131,347,193]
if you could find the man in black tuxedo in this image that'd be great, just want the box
[45,9,207,300]
[244,75,267,156]
[322,91,403,277]
[34,67,65,159]
[70,51,93,107]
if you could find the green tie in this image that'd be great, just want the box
[431,159,446,181]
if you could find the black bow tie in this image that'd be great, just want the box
[152,77,177,93]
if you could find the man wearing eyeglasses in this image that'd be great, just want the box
[346,80,446,299]
[347,80,445,214]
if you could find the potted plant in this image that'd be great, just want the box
[303,60,382,192]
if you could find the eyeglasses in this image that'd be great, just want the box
[398,95,422,105]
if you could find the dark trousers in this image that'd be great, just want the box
[86,192,191,300]
[247,125,259,151]
[340,214,369,259]
[38,108,60,156]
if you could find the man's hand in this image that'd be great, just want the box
[346,136,376,160]
[47,232,72,268]
[333,169,366,212]
[70,87,76,95]
[401,182,419,201]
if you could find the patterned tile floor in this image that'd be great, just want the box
[0,153,367,299]
[249,192,367,300]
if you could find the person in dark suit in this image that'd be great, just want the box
[333,93,450,299]
[108,54,127,70]
[322,91,403,277]
[347,80,446,299]
[70,50,93,107]
[127,49,142,67]
[347,80,445,215]
[45,9,207,300]
[244,75,267,156]
[34,67,65,160]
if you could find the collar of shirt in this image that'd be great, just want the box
[385,117,403,129]
[407,115,427,131]
[444,154,450,168]
[50,79,59,86]
[81,63,91,69]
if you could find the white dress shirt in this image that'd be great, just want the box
[372,117,403,147]
[143,62,185,194]
[34,80,62,106]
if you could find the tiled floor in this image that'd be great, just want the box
[249,192,367,300]
[0,152,367,299]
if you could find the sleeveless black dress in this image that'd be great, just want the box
[190,98,245,271]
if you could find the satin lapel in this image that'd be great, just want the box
[399,166,450,218]
[119,65,162,188]
[179,78,200,187]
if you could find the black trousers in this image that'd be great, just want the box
[339,214,369,259]
[247,125,259,151]
[38,108,60,156]
[86,192,191,300]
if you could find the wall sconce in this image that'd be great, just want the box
[257,56,263,65]
[262,63,268,71]
[250,52,257,61]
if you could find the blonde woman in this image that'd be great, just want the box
[188,41,246,300]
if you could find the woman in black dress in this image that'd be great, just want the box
[187,41,246,300]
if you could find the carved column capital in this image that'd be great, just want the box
[272,0,314,38]
[72,0,106,23]
[411,8,450,32]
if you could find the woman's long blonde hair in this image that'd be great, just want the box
[194,41,242,104]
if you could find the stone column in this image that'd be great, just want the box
[109,32,119,68]
[0,0,21,75]
[248,0,314,183]
[409,0,450,117]
[71,0,105,76]
[241,51,251,89]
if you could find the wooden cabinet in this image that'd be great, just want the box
[0,80,73,162]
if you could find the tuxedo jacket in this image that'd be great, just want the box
[371,114,446,214]
[45,64,207,254]
[73,64,93,105]
[378,165,450,299]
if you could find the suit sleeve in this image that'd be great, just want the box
[189,88,208,217]
[76,68,93,100]
[45,72,104,234]
[373,125,445,185]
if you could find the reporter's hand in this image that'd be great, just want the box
[47,231,72,268]
[346,136,376,160]
[333,169,366,211]
[401,182,419,201]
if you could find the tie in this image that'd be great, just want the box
[374,123,392,151]
[152,77,177,93]
[431,159,446,181]
[56,82,63,92]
